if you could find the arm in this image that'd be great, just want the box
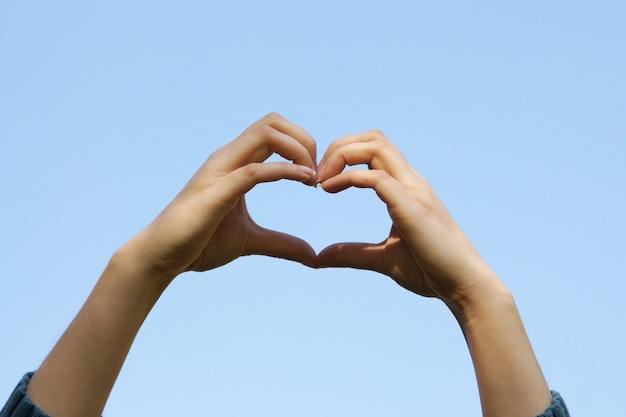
[23,113,318,417]
[315,131,554,417]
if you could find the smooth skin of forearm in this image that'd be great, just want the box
[26,245,173,417]
[445,272,552,417]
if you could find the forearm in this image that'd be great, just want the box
[448,275,552,417]
[26,244,173,417]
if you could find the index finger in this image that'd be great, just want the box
[215,113,317,173]
[262,112,317,169]
[317,130,414,185]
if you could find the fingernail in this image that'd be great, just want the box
[297,166,317,187]
[298,165,316,176]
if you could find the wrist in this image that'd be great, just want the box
[442,269,514,329]
[111,239,178,292]
[442,271,552,417]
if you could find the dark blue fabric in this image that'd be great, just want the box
[0,373,49,417]
[538,391,570,417]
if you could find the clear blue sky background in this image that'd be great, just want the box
[1,1,625,415]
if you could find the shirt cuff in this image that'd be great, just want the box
[0,373,51,417]
[537,391,570,417]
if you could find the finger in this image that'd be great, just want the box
[319,130,384,167]
[320,169,416,214]
[217,162,316,199]
[317,132,412,184]
[316,242,386,274]
[216,113,316,171]
[218,124,316,173]
[246,226,317,268]
[260,113,317,169]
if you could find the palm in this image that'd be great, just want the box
[381,226,437,298]
[186,197,252,272]
[187,196,316,272]
[317,225,436,298]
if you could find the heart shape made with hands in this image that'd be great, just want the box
[246,177,390,254]
[209,119,410,272]
[149,118,463,299]
[231,160,406,280]
[227,128,406,273]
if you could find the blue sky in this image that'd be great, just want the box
[1,1,625,415]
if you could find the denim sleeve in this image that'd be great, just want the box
[0,373,50,417]
[537,391,570,417]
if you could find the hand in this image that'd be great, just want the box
[316,130,496,306]
[126,113,318,280]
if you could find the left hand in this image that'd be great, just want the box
[124,113,318,280]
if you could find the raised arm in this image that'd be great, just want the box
[22,113,318,417]
[315,131,556,417]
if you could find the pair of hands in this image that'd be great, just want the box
[23,113,550,417]
[129,113,492,306]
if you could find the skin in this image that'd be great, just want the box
[315,130,553,417]
[25,114,552,417]
[25,113,318,417]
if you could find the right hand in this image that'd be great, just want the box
[316,130,499,306]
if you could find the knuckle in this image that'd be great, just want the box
[368,129,388,141]
[262,112,284,124]
[254,123,277,140]
[373,169,391,182]
[409,186,438,215]
[242,163,261,178]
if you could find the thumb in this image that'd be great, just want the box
[316,242,386,274]
[245,225,317,268]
